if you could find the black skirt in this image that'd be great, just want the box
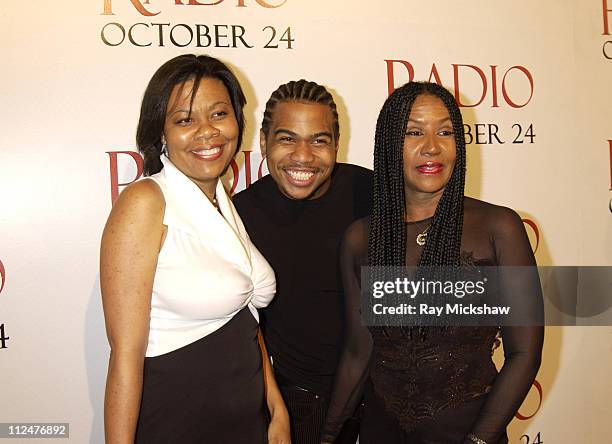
[135,307,267,444]
[360,380,508,444]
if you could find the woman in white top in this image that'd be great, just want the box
[101,54,290,444]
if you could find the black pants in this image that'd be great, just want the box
[277,383,327,444]
[277,378,360,444]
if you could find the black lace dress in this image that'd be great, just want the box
[322,198,544,444]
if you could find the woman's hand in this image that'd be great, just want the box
[267,407,291,444]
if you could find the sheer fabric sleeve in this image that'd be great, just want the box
[320,218,373,443]
[466,208,544,444]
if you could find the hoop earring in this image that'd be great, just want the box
[161,143,167,156]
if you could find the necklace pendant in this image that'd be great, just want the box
[416,233,427,246]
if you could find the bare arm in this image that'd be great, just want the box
[258,330,291,444]
[100,180,165,444]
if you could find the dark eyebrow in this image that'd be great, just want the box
[407,117,452,124]
[312,131,333,140]
[169,109,191,117]
[167,101,230,117]
[209,100,230,108]
[273,129,333,139]
[273,129,298,137]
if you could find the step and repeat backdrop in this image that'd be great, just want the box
[1,1,611,442]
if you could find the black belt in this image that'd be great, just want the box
[274,372,324,400]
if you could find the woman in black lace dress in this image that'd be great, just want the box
[321,82,544,444]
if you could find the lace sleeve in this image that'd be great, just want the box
[466,208,544,444]
[320,218,373,443]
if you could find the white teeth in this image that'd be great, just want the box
[286,170,314,181]
[193,147,221,156]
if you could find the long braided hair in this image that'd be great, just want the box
[368,82,466,268]
[261,79,339,141]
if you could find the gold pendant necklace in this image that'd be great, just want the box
[416,225,430,246]
[404,215,432,246]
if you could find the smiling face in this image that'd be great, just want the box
[403,94,457,201]
[163,77,239,198]
[261,101,338,200]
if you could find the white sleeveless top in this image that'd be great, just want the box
[144,155,275,357]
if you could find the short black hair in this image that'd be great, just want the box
[261,79,339,142]
[136,54,246,176]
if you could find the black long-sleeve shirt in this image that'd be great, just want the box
[322,197,544,443]
[233,163,373,398]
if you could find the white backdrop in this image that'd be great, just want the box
[1,1,611,442]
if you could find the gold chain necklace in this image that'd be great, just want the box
[404,216,432,246]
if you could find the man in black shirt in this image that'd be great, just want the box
[233,79,372,444]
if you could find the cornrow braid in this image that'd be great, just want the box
[261,79,340,142]
[368,81,466,269]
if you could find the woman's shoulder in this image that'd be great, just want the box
[344,215,371,238]
[122,178,164,203]
[102,178,167,250]
[110,178,166,222]
[463,196,525,235]
[342,216,371,255]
